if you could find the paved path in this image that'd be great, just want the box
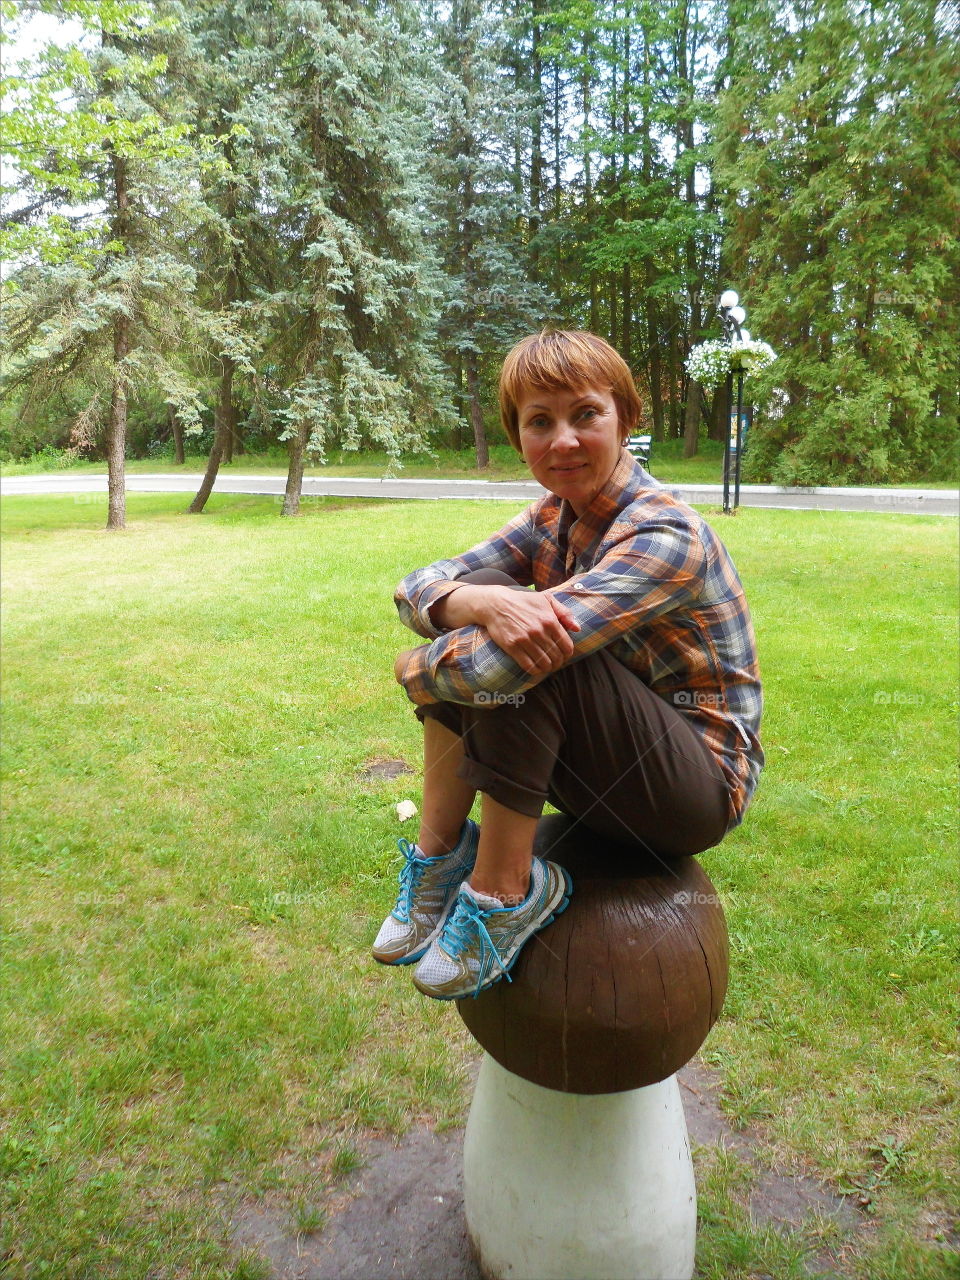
[2,471,957,516]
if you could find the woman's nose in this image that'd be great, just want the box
[553,420,580,449]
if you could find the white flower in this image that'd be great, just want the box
[686,338,777,389]
[396,800,418,822]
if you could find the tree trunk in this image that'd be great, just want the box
[646,291,664,441]
[223,412,234,464]
[106,312,129,530]
[465,350,489,469]
[282,416,310,516]
[621,263,632,367]
[105,136,129,532]
[683,379,702,457]
[708,383,725,441]
[454,349,465,447]
[667,325,681,437]
[187,354,235,513]
[169,403,185,464]
[582,40,599,333]
[529,0,543,276]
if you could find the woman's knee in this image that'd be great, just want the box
[416,701,464,737]
[457,568,527,591]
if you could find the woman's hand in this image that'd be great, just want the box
[469,585,580,677]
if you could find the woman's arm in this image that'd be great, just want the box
[431,584,579,677]
[396,514,710,708]
[394,505,538,641]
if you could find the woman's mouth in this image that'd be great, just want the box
[552,463,587,474]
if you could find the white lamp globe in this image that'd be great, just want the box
[730,305,746,325]
[719,289,739,308]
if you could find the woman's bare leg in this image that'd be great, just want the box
[417,716,477,856]
[417,718,538,904]
[470,796,539,905]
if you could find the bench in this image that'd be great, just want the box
[627,433,653,467]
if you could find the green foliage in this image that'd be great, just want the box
[2,0,957,481]
[1,0,223,475]
[715,0,960,484]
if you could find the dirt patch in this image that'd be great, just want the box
[225,1057,873,1280]
[680,1059,863,1277]
[360,759,415,783]
[231,1126,475,1280]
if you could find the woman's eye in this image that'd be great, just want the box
[578,407,598,421]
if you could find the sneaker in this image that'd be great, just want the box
[371,819,480,966]
[411,857,572,1001]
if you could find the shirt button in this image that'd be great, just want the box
[574,582,585,591]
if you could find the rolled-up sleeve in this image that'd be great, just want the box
[396,625,530,707]
[397,514,709,708]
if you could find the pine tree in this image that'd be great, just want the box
[714,0,959,483]
[1,0,219,528]
[249,0,458,511]
[430,0,556,467]
[539,0,721,442]
[169,0,283,514]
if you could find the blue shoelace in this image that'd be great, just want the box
[392,838,427,922]
[440,894,512,997]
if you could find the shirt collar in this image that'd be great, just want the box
[558,448,644,559]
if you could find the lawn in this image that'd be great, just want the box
[1,492,957,1279]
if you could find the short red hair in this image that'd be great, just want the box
[498,330,641,452]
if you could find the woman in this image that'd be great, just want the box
[373,330,764,1001]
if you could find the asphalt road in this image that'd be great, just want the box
[2,471,957,516]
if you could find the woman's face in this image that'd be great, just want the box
[517,384,624,516]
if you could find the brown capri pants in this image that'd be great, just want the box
[415,570,732,860]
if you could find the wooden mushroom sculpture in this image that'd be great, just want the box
[457,813,730,1280]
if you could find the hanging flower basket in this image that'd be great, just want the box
[685,338,777,390]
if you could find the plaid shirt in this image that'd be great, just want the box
[395,450,764,831]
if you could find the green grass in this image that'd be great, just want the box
[5,439,958,486]
[1,492,957,1278]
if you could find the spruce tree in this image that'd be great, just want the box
[257,0,455,511]
[715,0,959,483]
[2,0,218,528]
[430,0,555,467]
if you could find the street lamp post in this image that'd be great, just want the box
[718,290,746,514]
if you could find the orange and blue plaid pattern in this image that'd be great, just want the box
[395,450,764,831]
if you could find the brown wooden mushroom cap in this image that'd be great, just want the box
[456,813,729,1094]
